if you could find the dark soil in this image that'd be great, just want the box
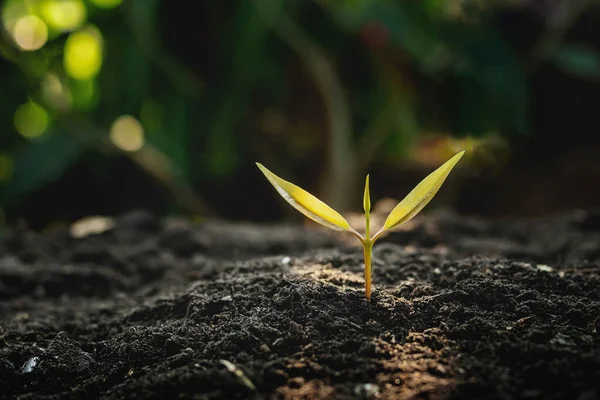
[1,209,600,400]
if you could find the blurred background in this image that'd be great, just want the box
[1,0,600,230]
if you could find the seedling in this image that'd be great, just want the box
[256,151,465,301]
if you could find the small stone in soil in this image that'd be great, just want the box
[260,344,271,353]
[20,356,39,374]
[354,383,379,399]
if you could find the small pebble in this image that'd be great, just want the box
[259,344,270,353]
[20,356,39,374]
[354,383,379,399]
[536,264,553,272]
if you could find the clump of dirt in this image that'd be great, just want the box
[1,209,599,399]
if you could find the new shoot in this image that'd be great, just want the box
[256,151,465,301]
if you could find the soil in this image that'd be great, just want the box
[1,209,600,400]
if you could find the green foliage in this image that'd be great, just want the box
[554,45,600,80]
[1,0,570,219]
[0,132,83,205]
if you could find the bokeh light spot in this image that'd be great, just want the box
[2,0,28,33]
[110,115,145,152]
[40,0,86,32]
[14,102,49,139]
[64,25,103,80]
[12,15,48,51]
[89,0,123,9]
[41,73,72,111]
[0,154,14,182]
[70,216,115,238]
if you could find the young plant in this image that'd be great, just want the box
[256,151,465,300]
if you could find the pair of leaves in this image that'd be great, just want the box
[256,150,464,243]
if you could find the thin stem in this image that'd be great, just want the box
[255,0,357,211]
[363,241,373,301]
[365,211,370,241]
[363,178,371,239]
[362,174,373,300]
[526,0,592,72]
[371,227,386,243]
[348,227,365,243]
[57,116,216,216]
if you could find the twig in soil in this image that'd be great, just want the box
[282,278,302,287]
[219,360,256,391]
[335,317,363,331]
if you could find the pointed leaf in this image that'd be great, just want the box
[363,174,371,214]
[256,163,352,231]
[382,151,465,231]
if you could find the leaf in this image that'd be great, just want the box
[256,163,352,231]
[381,151,464,231]
[203,2,269,176]
[0,132,83,206]
[554,45,600,80]
[363,174,371,213]
[444,25,530,136]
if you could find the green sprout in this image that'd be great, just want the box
[256,151,465,300]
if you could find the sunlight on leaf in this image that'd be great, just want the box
[110,115,145,152]
[41,73,72,111]
[380,150,464,232]
[257,151,464,300]
[40,0,86,32]
[256,163,353,232]
[89,0,123,9]
[14,102,49,139]
[363,174,371,214]
[64,25,103,80]
[12,15,48,51]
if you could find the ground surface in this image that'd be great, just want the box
[0,209,599,400]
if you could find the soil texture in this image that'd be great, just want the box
[1,209,600,399]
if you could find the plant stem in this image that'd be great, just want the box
[363,241,373,301]
[365,211,370,240]
[363,179,373,300]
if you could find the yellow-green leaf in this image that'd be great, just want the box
[381,151,465,231]
[363,174,371,214]
[256,163,352,231]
